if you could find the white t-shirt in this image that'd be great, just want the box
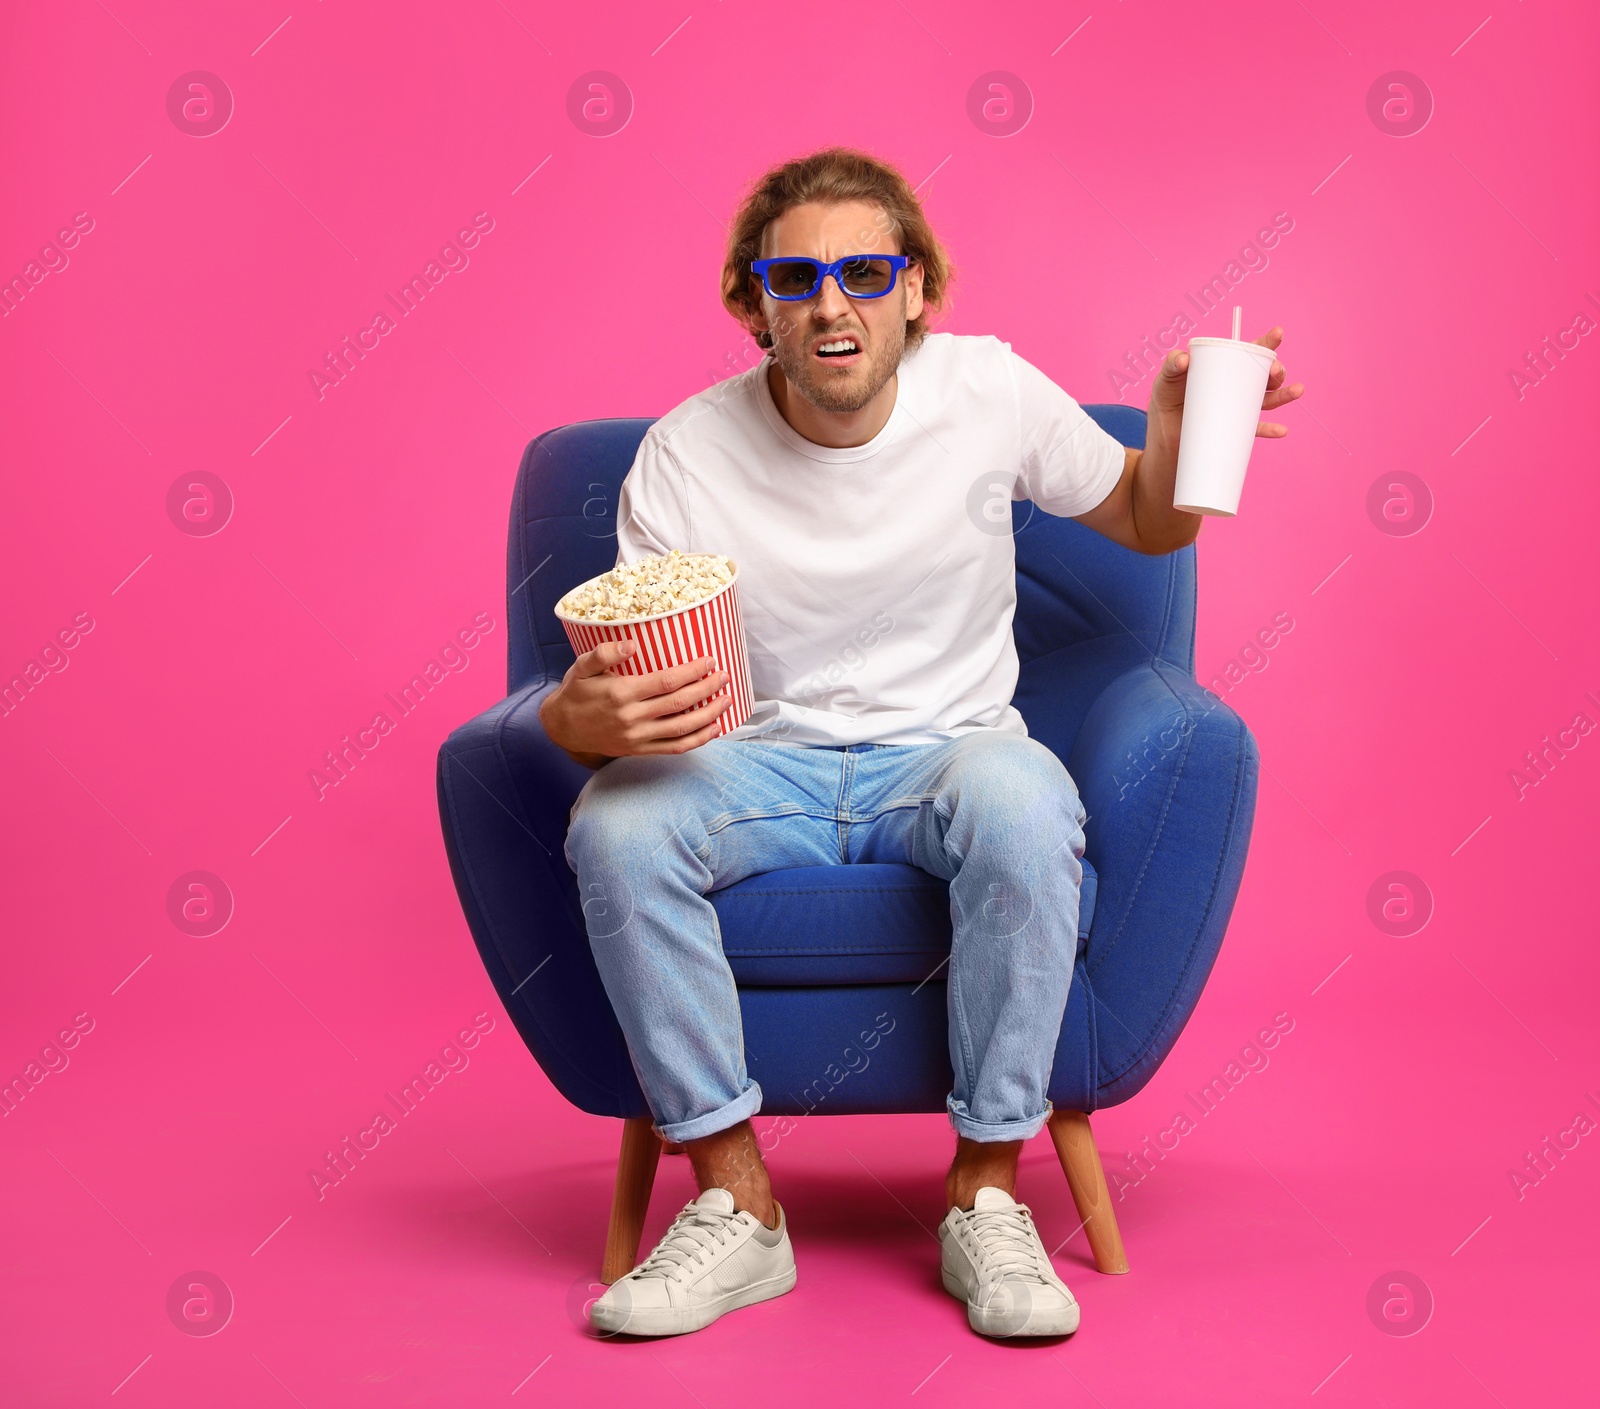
[613,331,1126,747]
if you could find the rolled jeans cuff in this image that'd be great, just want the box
[653,1080,764,1144]
[946,1096,1053,1143]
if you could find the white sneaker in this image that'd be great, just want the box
[939,1186,1080,1337]
[589,1189,796,1337]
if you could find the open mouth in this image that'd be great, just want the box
[813,336,862,364]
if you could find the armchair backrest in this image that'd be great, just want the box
[507,407,1197,754]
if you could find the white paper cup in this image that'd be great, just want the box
[554,559,754,738]
[1172,337,1277,516]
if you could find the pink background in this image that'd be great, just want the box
[3,1,1597,1404]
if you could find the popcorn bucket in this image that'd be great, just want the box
[554,559,755,737]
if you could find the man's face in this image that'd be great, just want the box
[749,200,925,415]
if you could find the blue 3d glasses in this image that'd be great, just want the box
[750,254,911,301]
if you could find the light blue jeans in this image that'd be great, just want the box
[563,731,1088,1144]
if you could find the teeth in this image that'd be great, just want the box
[818,340,858,353]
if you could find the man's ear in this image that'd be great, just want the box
[745,272,770,336]
[903,260,926,322]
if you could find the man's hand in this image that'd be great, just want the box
[1149,324,1303,448]
[1076,324,1304,555]
[538,640,732,769]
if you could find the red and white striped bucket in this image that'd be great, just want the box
[554,559,754,738]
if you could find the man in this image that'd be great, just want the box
[541,146,1301,1339]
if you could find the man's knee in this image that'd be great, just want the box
[946,733,1081,821]
[566,752,713,867]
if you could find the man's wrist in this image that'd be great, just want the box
[539,687,612,769]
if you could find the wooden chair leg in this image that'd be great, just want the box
[1048,1109,1129,1274]
[602,1117,664,1284]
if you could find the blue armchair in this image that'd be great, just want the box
[436,405,1259,1281]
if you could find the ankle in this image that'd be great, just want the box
[684,1120,777,1227]
[947,1179,1014,1211]
[703,1184,775,1227]
[946,1137,1022,1210]
[751,1197,779,1231]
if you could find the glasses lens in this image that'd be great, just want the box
[766,260,820,298]
[840,257,896,296]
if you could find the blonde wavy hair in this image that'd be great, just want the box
[719,146,955,353]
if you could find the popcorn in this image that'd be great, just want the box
[557,549,735,623]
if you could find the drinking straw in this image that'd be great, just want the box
[1231,305,1242,340]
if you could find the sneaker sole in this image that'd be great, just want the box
[590,1265,798,1337]
[941,1266,1080,1338]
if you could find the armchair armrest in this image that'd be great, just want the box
[436,679,648,1118]
[1067,659,1260,1107]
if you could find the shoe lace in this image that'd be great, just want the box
[963,1203,1051,1283]
[632,1201,741,1282]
